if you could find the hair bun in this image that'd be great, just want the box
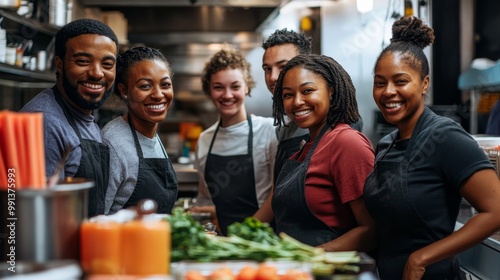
[391,16,435,49]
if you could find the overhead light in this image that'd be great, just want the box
[356,0,373,13]
[280,0,335,15]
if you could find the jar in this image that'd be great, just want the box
[80,218,121,275]
[120,200,171,276]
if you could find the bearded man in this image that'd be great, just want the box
[21,18,119,217]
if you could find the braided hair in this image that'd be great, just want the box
[262,28,313,55]
[272,54,360,128]
[114,46,172,97]
[375,16,435,80]
[201,48,255,97]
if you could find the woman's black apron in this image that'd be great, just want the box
[274,133,309,185]
[123,117,178,214]
[54,87,109,217]
[272,124,346,246]
[204,116,258,236]
[364,109,461,279]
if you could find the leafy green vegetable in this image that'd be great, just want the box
[165,207,362,275]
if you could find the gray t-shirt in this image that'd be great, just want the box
[101,116,168,214]
[20,88,102,179]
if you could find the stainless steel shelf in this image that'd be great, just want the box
[0,9,59,36]
[0,62,55,83]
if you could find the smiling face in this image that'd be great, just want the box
[56,34,117,113]
[282,66,331,140]
[209,68,248,127]
[119,59,173,136]
[262,44,300,95]
[373,52,429,138]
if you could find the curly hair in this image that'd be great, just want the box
[273,54,360,128]
[113,46,172,97]
[55,18,119,60]
[262,28,313,55]
[374,16,435,79]
[201,48,255,96]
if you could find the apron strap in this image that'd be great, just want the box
[208,114,253,156]
[53,86,84,140]
[127,116,144,158]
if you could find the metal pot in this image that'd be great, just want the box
[1,178,94,262]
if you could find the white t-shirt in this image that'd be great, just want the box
[195,115,278,207]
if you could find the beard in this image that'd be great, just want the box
[61,68,114,110]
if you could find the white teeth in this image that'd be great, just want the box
[385,102,403,108]
[294,110,311,116]
[146,104,165,110]
[83,83,103,89]
[221,101,235,106]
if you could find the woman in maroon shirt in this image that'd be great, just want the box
[271,54,376,252]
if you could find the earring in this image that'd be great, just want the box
[123,95,128,99]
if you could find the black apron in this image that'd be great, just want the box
[123,118,178,214]
[204,116,258,236]
[364,110,461,280]
[54,87,109,217]
[272,124,346,247]
[274,133,309,185]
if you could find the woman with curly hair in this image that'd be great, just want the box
[364,16,500,279]
[192,48,278,235]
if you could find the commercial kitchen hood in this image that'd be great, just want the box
[83,0,284,125]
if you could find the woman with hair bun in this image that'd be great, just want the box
[364,16,500,279]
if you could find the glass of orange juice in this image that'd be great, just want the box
[120,218,171,276]
[80,218,121,275]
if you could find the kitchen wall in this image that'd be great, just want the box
[244,0,432,145]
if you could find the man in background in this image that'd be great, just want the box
[20,18,119,216]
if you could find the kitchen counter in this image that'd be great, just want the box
[456,201,500,279]
[172,163,199,197]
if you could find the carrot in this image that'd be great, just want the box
[32,113,46,188]
[2,112,21,188]
[16,113,30,188]
[0,111,7,189]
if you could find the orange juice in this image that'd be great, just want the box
[80,220,121,275]
[120,219,171,275]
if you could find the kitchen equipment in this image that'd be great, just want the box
[14,178,93,262]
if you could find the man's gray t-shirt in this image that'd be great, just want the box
[20,88,102,179]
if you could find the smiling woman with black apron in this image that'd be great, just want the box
[193,48,278,236]
[271,54,376,252]
[102,46,178,215]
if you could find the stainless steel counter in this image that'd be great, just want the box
[173,163,199,197]
[456,201,500,279]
